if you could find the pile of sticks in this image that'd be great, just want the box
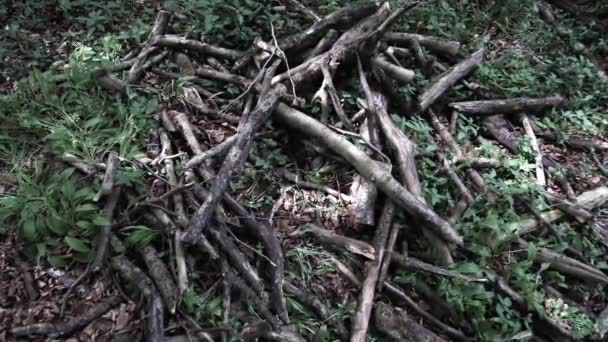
[11,1,608,341]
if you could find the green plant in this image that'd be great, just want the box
[0,166,104,266]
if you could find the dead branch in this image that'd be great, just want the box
[418,48,484,113]
[272,3,392,86]
[382,282,469,340]
[94,190,122,271]
[153,35,243,60]
[276,1,380,54]
[493,275,574,341]
[302,29,339,61]
[141,245,179,314]
[219,192,289,323]
[542,191,593,223]
[184,135,237,169]
[384,32,461,56]
[371,56,415,83]
[377,223,401,291]
[291,223,376,260]
[321,60,354,130]
[209,220,265,294]
[374,302,447,342]
[94,152,120,201]
[283,280,348,339]
[390,252,486,282]
[182,83,287,244]
[449,96,564,115]
[519,239,608,284]
[351,201,395,342]
[128,10,171,83]
[275,103,463,245]
[284,0,321,22]
[536,131,608,151]
[347,121,379,226]
[438,153,475,205]
[11,296,123,338]
[112,255,165,342]
[519,113,546,186]
[506,186,608,239]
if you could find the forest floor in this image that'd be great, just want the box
[1,0,608,341]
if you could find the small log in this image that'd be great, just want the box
[454,157,501,169]
[153,35,243,60]
[291,223,376,260]
[418,48,484,113]
[158,128,189,292]
[11,296,122,338]
[112,255,165,342]
[449,96,564,115]
[371,56,415,83]
[384,32,461,56]
[374,302,447,342]
[141,246,179,314]
[275,103,462,245]
[351,201,395,342]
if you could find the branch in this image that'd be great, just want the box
[11,296,122,338]
[290,223,376,260]
[384,32,461,56]
[419,48,484,113]
[351,201,395,342]
[449,96,564,115]
[275,103,462,245]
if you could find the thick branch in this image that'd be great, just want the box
[449,96,564,115]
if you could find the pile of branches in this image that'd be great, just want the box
[10,1,608,341]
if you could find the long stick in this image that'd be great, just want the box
[351,202,395,342]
